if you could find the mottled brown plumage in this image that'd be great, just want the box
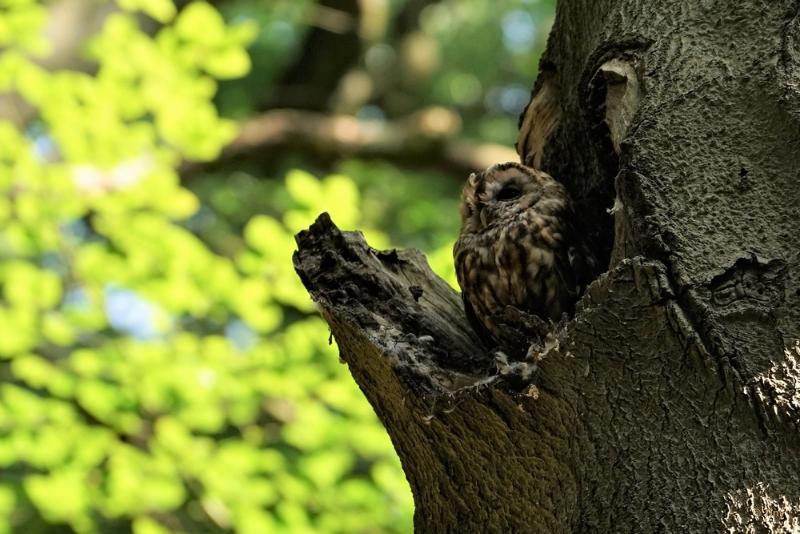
[454,162,594,344]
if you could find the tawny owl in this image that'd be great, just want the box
[453,162,595,344]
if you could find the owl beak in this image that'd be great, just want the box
[479,206,488,227]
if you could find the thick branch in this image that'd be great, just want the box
[293,213,582,532]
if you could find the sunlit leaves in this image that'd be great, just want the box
[103,443,187,516]
[11,354,74,397]
[0,0,48,54]
[118,0,177,23]
[0,486,14,534]
[80,3,256,161]
[25,469,91,526]
[0,267,62,365]
[0,0,414,531]
[0,307,37,356]
[284,170,360,231]
[174,1,257,79]
[241,214,311,311]
[2,261,61,309]
[426,240,458,289]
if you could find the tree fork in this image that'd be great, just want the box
[294,0,800,531]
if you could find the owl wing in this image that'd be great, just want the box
[568,241,599,295]
[558,209,599,299]
[553,218,598,311]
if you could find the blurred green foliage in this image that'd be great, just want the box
[0,2,413,532]
[0,0,552,531]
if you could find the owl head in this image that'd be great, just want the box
[459,162,567,233]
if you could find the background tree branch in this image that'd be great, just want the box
[180,107,519,176]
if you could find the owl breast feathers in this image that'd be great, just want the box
[453,162,595,343]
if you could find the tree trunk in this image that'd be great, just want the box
[293,0,800,531]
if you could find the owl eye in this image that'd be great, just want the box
[496,184,521,201]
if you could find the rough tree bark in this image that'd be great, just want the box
[293,0,800,532]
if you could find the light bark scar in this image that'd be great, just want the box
[595,59,641,269]
[597,58,641,155]
[516,74,561,169]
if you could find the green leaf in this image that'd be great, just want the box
[204,46,252,79]
[299,450,353,489]
[175,2,226,44]
[117,0,177,23]
[25,469,89,522]
[12,354,75,397]
[2,261,62,310]
[285,169,323,207]
[243,215,287,253]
